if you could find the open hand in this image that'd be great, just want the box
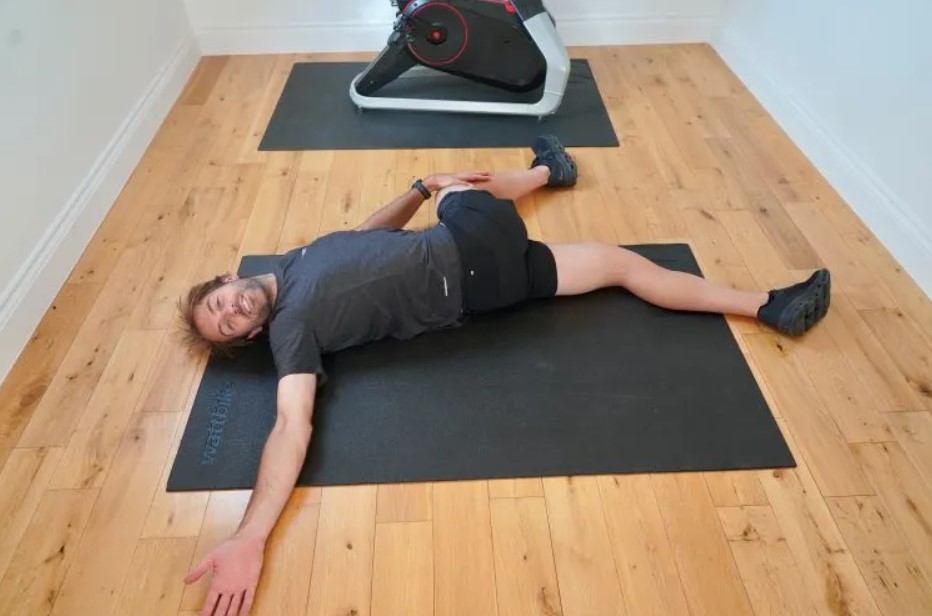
[424,171,492,192]
[185,534,265,616]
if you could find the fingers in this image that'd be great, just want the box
[242,587,256,615]
[454,170,490,179]
[225,590,245,616]
[215,593,233,616]
[185,557,211,584]
[201,590,220,616]
[202,589,249,616]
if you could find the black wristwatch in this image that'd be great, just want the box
[412,178,431,199]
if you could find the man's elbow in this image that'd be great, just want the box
[272,412,313,444]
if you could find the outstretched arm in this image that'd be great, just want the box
[185,373,317,616]
[355,171,491,231]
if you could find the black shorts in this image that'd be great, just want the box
[438,189,558,314]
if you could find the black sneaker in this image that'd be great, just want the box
[757,269,832,336]
[531,134,578,187]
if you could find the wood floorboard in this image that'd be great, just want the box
[0,44,928,616]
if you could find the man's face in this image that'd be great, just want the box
[193,276,273,343]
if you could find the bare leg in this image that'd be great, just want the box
[436,166,550,203]
[549,242,768,317]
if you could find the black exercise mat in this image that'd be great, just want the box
[167,244,793,491]
[258,59,619,150]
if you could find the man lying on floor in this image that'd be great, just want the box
[177,135,830,615]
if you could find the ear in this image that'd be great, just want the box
[246,326,263,340]
[220,272,239,283]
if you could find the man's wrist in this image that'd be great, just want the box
[419,177,437,194]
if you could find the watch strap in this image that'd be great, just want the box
[412,179,431,199]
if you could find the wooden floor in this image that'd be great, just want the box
[1,44,931,616]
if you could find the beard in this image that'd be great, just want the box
[239,277,274,323]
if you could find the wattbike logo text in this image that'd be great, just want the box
[201,382,234,466]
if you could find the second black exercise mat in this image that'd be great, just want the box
[167,244,794,491]
[258,59,619,150]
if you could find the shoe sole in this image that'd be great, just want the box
[781,269,831,336]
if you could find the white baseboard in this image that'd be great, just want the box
[195,15,717,55]
[713,29,932,298]
[0,35,201,383]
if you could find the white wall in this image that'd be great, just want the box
[715,0,932,295]
[0,1,199,379]
[187,0,724,54]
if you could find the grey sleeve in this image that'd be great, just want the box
[269,318,326,381]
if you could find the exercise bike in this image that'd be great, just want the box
[349,0,570,117]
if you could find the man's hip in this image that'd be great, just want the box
[437,189,557,314]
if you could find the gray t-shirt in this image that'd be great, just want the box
[268,225,463,383]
